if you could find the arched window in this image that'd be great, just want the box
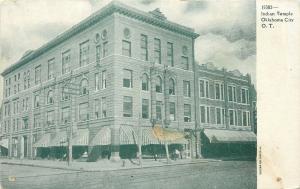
[47,90,54,104]
[62,87,70,101]
[156,76,162,93]
[169,78,175,95]
[142,74,149,91]
[80,79,89,95]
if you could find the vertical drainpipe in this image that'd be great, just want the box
[192,38,200,159]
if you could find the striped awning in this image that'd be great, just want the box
[0,138,9,149]
[142,127,161,145]
[120,126,138,145]
[90,127,111,146]
[33,133,51,148]
[204,129,257,143]
[50,131,68,147]
[72,129,89,146]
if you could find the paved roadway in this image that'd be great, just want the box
[0,160,256,189]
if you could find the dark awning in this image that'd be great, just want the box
[203,129,256,143]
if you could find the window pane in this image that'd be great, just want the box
[184,104,191,122]
[183,81,190,97]
[142,74,148,91]
[154,38,161,64]
[167,42,174,66]
[142,99,149,119]
[122,40,131,57]
[169,102,175,121]
[62,50,70,74]
[199,80,205,97]
[80,40,89,66]
[123,69,132,88]
[156,101,162,121]
[141,35,148,61]
[123,96,133,117]
[156,77,162,93]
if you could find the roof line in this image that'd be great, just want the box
[1,1,199,76]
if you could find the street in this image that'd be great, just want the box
[0,160,256,189]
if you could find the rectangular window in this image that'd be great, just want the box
[156,101,162,121]
[103,42,108,57]
[228,86,233,102]
[183,81,191,97]
[199,80,205,97]
[216,108,221,124]
[95,73,100,91]
[184,104,191,122]
[215,83,220,100]
[62,50,71,74]
[123,69,132,88]
[122,40,131,57]
[94,99,100,119]
[182,56,189,70]
[47,111,54,126]
[27,70,30,88]
[34,113,41,128]
[61,107,70,124]
[102,97,107,118]
[96,45,101,63]
[142,99,149,119]
[229,109,235,125]
[102,70,106,89]
[34,94,40,108]
[169,102,176,121]
[79,40,89,66]
[206,107,210,123]
[167,42,174,67]
[35,65,41,84]
[154,38,161,64]
[79,102,89,121]
[48,58,55,80]
[242,111,250,126]
[241,88,249,104]
[123,96,133,117]
[140,34,148,61]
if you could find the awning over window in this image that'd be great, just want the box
[72,129,89,146]
[203,129,257,143]
[142,127,160,145]
[120,126,138,145]
[0,138,9,149]
[33,133,51,148]
[50,131,68,147]
[90,127,111,146]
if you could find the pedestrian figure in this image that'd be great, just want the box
[175,149,180,161]
[154,154,158,161]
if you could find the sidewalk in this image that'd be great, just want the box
[0,157,211,171]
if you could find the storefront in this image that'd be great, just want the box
[201,129,257,159]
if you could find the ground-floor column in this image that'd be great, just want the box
[195,130,202,158]
[110,126,120,161]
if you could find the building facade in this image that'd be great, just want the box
[195,63,256,158]
[0,2,199,160]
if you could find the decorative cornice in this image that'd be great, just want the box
[2,1,199,76]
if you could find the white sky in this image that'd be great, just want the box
[0,0,256,102]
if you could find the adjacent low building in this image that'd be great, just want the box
[195,63,256,158]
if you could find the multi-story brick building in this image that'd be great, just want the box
[0,2,199,160]
[195,63,256,158]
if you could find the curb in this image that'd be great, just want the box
[1,159,215,172]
